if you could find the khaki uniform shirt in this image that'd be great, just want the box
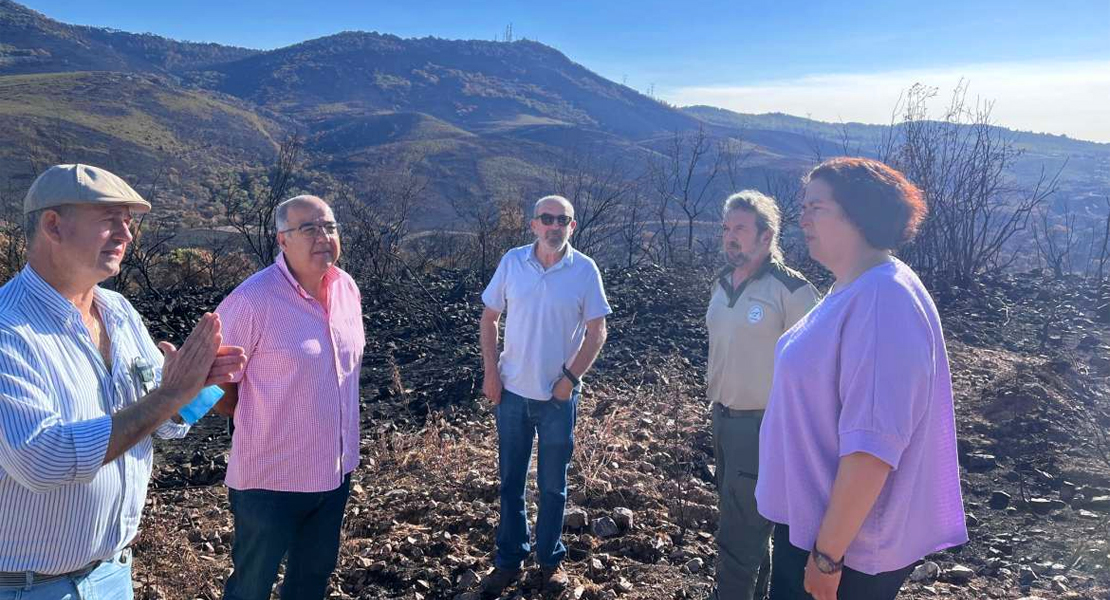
[706,259,819,410]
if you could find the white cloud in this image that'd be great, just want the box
[666,60,1110,144]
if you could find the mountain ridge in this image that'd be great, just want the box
[0,0,259,76]
[1,0,1106,228]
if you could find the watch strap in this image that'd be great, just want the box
[562,365,581,387]
[811,544,844,574]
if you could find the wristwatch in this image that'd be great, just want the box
[810,544,844,574]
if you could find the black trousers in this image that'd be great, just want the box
[769,524,914,600]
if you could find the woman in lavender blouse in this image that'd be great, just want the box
[755,158,968,599]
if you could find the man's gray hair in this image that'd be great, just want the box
[723,190,783,262]
[533,195,574,219]
[23,205,73,247]
[275,195,329,231]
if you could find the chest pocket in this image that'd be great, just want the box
[128,357,157,403]
[117,334,156,410]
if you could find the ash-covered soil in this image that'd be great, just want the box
[126,265,1110,599]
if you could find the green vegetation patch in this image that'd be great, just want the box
[0,73,182,150]
[0,72,279,155]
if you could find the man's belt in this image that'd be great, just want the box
[0,547,129,587]
[713,402,764,418]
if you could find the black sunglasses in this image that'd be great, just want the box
[534,213,572,226]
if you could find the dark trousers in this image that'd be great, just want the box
[494,390,578,569]
[712,405,772,600]
[223,474,351,600]
[769,524,913,600]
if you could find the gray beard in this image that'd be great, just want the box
[727,247,750,268]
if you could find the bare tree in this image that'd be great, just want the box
[720,135,754,191]
[1094,198,1110,283]
[449,188,499,281]
[884,82,1062,284]
[761,169,808,265]
[836,121,863,157]
[409,228,466,272]
[548,144,639,259]
[117,214,178,295]
[647,126,737,264]
[335,153,429,284]
[24,101,83,176]
[614,185,650,268]
[802,116,827,164]
[0,177,28,284]
[803,119,862,164]
[188,230,255,291]
[212,135,303,267]
[448,186,529,281]
[1032,202,1078,278]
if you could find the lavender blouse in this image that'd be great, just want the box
[755,258,968,574]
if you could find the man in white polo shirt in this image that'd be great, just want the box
[707,190,818,600]
[478,195,611,597]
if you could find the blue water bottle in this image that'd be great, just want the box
[178,385,225,425]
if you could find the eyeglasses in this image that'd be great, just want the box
[534,213,572,227]
[280,221,340,237]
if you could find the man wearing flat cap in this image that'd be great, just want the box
[0,164,245,599]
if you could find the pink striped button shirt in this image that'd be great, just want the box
[216,252,365,493]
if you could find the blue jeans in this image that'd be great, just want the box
[494,390,578,570]
[224,474,351,600]
[0,548,133,600]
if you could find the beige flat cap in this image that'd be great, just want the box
[23,164,152,215]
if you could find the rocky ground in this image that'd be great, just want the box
[127,264,1110,600]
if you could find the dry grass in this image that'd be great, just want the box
[134,358,721,599]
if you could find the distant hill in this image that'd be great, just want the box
[684,105,1110,157]
[0,0,258,75]
[683,105,1110,215]
[191,31,698,140]
[0,0,1106,228]
[0,71,284,213]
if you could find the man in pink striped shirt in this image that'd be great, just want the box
[213,195,365,600]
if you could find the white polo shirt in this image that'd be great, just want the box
[482,243,612,401]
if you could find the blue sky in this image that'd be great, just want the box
[21,0,1110,141]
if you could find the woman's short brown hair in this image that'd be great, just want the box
[804,157,927,250]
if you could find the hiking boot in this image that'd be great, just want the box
[480,567,521,598]
[540,564,569,594]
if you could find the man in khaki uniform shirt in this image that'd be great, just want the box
[707,190,819,600]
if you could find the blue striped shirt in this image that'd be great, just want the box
[0,265,189,574]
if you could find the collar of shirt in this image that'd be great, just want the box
[716,257,774,303]
[526,241,576,272]
[274,251,341,301]
[20,265,127,331]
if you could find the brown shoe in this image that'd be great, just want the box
[480,567,521,599]
[540,564,569,594]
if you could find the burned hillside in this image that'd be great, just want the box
[128,265,1110,599]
